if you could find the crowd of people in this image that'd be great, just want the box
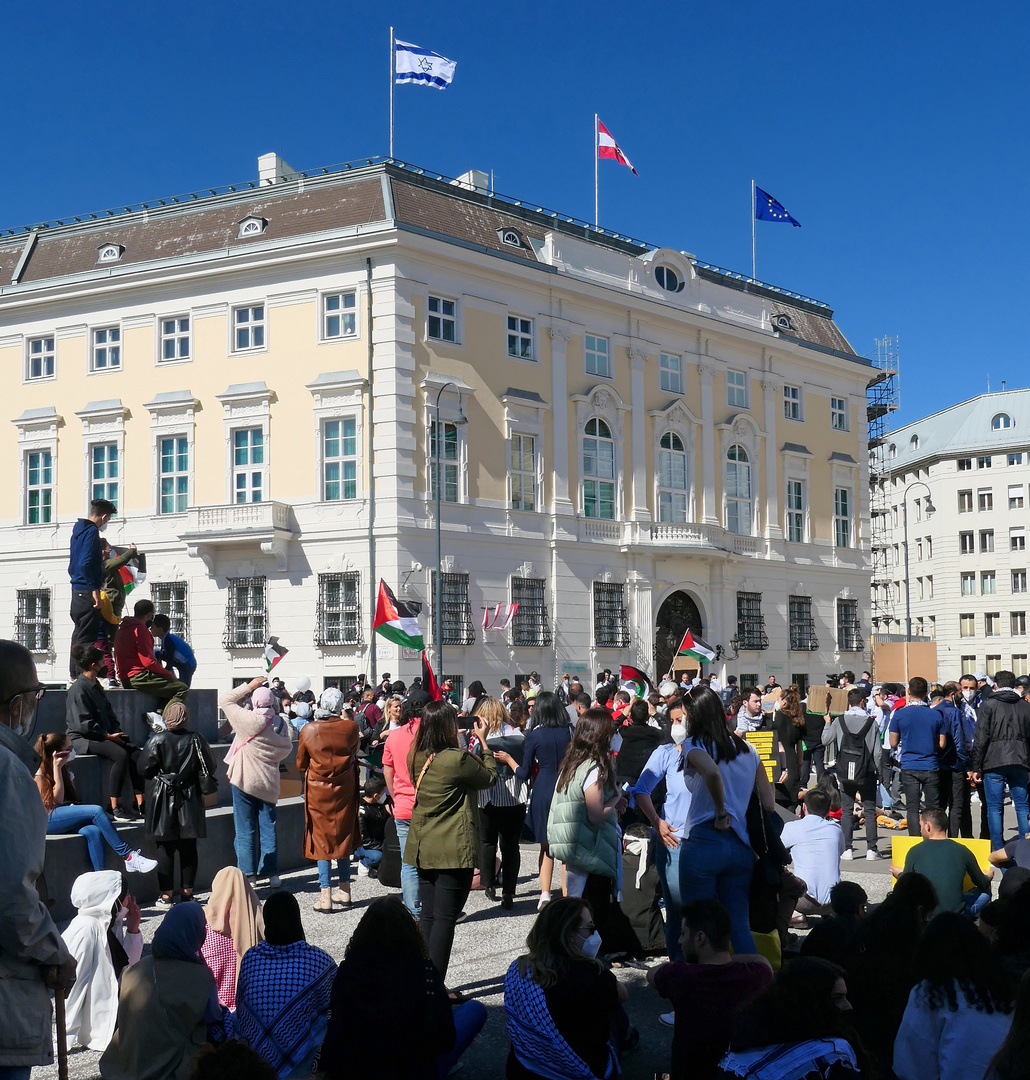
[5,536,1030,1080]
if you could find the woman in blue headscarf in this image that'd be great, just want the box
[100,902,228,1080]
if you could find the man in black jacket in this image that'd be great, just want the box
[970,669,1030,851]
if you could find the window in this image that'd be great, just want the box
[981,529,995,553]
[27,336,55,380]
[910,434,920,450]
[159,436,189,514]
[837,599,861,652]
[1012,527,1026,552]
[233,305,265,350]
[783,384,802,420]
[726,444,752,535]
[982,571,997,595]
[960,613,975,637]
[834,488,852,548]
[960,531,975,554]
[430,420,459,503]
[926,536,933,559]
[727,370,748,408]
[1014,569,1028,594]
[585,335,611,378]
[583,418,615,519]
[1009,453,1023,466]
[323,292,357,339]
[1012,612,1027,636]
[323,419,357,501]
[160,317,190,362]
[985,612,1000,637]
[316,572,361,645]
[233,428,264,503]
[1009,485,1025,509]
[961,655,977,675]
[736,591,769,651]
[510,433,537,511]
[655,265,680,292]
[152,582,189,639]
[510,577,552,647]
[831,396,848,430]
[224,577,266,647]
[16,589,51,653]
[658,432,688,522]
[978,456,992,469]
[659,352,682,393]
[593,582,630,648]
[427,296,456,342]
[914,497,923,522]
[992,413,1012,430]
[91,444,119,505]
[958,457,972,471]
[979,489,994,511]
[961,572,976,596]
[26,451,53,524]
[927,575,934,599]
[916,539,923,561]
[507,315,533,360]
[789,595,818,651]
[786,479,805,542]
[1014,655,1029,677]
[91,327,121,371]
[986,654,1002,675]
[430,572,475,646]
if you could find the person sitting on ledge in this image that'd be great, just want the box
[112,599,188,709]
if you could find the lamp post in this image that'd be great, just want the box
[902,480,936,643]
[432,381,467,677]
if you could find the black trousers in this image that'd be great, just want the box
[841,776,879,851]
[69,590,101,679]
[155,839,198,892]
[418,866,474,982]
[70,736,143,799]
[480,803,526,898]
[583,873,642,959]
[800,744,825,786]
[940,768,973,838]
[902,769,941,835]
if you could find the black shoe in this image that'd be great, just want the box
[501,895,514,910]
[112,807,134,822]
[484,888,498,902]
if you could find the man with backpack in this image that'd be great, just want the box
[822,687,884,859]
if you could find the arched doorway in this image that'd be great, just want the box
[655,591,704,679]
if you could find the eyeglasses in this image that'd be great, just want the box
[5,685,46,709]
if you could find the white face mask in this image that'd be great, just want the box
[376,791,389,805]
[579,930,602,959]
[8,695,36,740]
[962,689,976,703]
[671,723,688,746]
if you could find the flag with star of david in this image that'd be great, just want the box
[755,186,801,226]
[395,39,456,89]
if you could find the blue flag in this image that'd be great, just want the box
[755,186,801,226]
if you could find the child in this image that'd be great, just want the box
[354,774,390,877]
[151,613,197,687]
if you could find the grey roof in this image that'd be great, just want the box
[830,452,857,463]
[887,388,1030,470]
[502,388,547,404]
[306,370,363,387]
[145,390,195,405]
[13,406,58,421]
[77,399,123,414]
[219,381,270,397]
[782,442,812,455]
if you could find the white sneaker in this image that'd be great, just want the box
[841,848,854,861]
[866,849,885,860]
[356,862,370,877]
[659,1011,676,1027]
[125,850,158,874]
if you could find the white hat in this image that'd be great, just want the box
[972,671,987,680]
[658,680,678,697]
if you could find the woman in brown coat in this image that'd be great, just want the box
[297,687,361,913]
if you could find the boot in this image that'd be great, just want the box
[313,888,334,914]
[331,883,352,907]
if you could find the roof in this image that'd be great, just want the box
[887,388,1030,470]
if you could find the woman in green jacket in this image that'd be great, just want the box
[406,699,496,987]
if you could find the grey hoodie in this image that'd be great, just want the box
[822,706,879,757]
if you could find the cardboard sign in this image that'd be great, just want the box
[805,686,849,716]
[744,730,777,782]
[761,686,783,713]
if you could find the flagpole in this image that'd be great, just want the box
[389,26,395,158]
[594,114,599,229]
[747,177,755,280]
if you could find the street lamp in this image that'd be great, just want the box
[902,480,936,643]
[432,381,467,677]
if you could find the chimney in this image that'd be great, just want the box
[258,153,300,186]
[450,169,490,195]
[1002,381,1007,391]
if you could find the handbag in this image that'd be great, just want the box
[193,736,218,796]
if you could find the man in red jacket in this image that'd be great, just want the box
[113,599,188,708]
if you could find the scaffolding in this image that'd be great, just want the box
[867,336,900,631]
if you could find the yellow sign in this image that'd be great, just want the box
[744,730,777,782]
[890,836,992,892]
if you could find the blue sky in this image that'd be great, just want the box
[3,2,1025,426]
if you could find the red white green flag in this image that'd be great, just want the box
[264,637,288,672]
[373,580,424,651]
[676,629,716,664]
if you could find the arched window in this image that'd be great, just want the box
[888,443,897,458]
[910,433,920,449]
[725,443,752,535]
[658,432,688,522]
[583,418,615,519]
[655,265,680,292]
[992,413,1012,430]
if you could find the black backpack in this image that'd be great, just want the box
[836,716,875,784]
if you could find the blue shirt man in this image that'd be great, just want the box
[888,677,947,836]
[67,498,115,680]
[152,615,196,687]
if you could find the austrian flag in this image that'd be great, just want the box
[597,119,637,175]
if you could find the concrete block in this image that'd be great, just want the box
[35,687,219,743]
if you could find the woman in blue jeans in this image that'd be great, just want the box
[34,731,156,874]
[677,686,775,954]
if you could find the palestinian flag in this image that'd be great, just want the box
[373,580,424,651]
[421,651,443,702]
[264,637,288,672]
[677,629,716,664]
[117,552,147,595]
[620,665,654,700]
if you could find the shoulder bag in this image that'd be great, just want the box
[192,736,218,796]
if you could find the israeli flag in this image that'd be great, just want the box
[395,39,456,89]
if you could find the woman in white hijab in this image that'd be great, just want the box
[63,870,143,1051]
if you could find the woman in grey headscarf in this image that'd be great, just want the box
[297,688,362,912]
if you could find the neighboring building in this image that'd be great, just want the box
[876,388,1030,678]
[0,154,873,694]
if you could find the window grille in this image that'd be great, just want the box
[430,572,475,645]
[16,589,52,653]
[593,582,630,649]
[152,582,189,640]
[510,578,552,647]
[317,572,361,646]
[735,591,769,651]
[788,595,818,651]
[224,577,267,648]
[837,599,862,653]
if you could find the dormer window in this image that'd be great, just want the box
[910,434,920,450]
[992,412,1012,430]
[497,227,523,248]
[654,265,682,292]
[771,313,793,332]
[237,216,268,239]
[97,243,124,264]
